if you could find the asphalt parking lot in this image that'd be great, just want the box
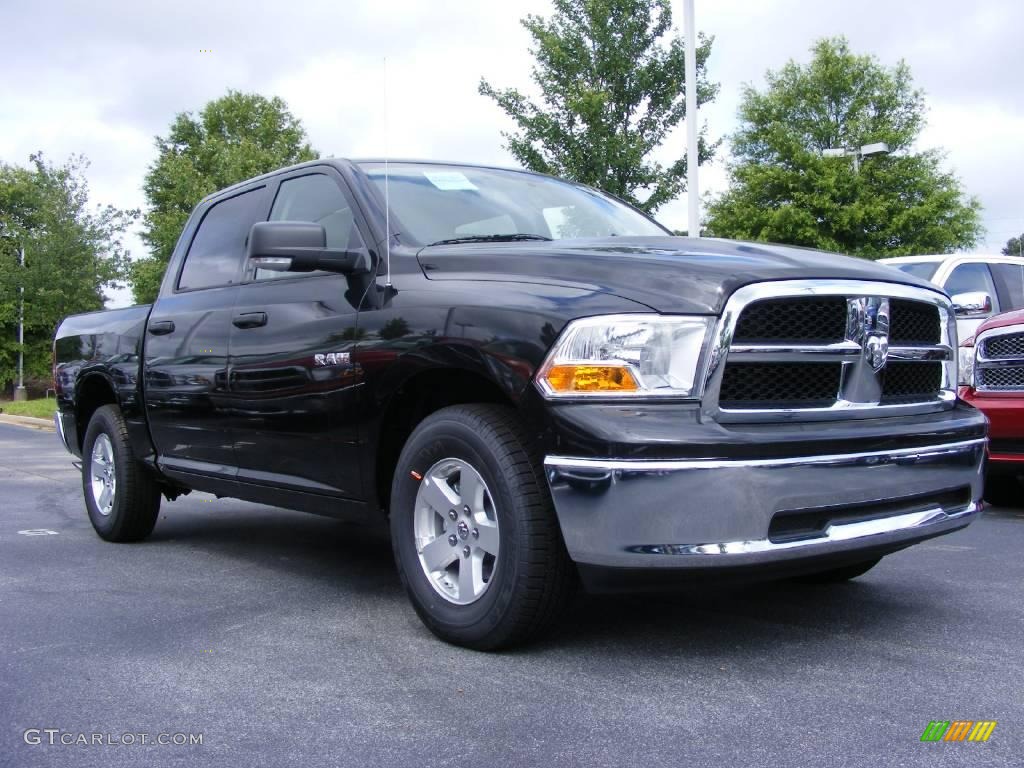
[1,422,1022,767]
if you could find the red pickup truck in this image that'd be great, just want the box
[960,309,1024,505]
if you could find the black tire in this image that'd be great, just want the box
[82,404,161,542]
[983,473,1021,508]
[792,556,883,584]
[389,404,575,650]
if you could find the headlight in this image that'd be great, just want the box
[958,344,976,388]
[536,314,713,398]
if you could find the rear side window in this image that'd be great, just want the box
[178,187,267,291]
[991,263,1024,310]
[256,174,364,281]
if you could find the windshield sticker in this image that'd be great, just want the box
[423,171,478,191]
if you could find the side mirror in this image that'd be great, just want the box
[247,221,371,275]
[950,291,993,317]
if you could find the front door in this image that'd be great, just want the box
[226,170,367,498]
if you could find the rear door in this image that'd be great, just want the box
[144,185,270,477]
[226,169,367,499]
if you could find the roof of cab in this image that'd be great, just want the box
[201,158,344,203]
[201,157,549,204]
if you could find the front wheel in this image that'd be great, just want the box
[389,404,574,650]
[82,405,161,542]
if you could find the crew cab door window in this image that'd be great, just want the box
[943,262,999,312]
[256,173,365,280]
[177,187,267,291]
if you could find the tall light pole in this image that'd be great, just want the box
[822,142,890,173]
[14,246,27,401]
[683,0,699,237]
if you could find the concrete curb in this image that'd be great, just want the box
[0,414,56,432]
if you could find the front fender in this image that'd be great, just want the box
[355,281,655,406]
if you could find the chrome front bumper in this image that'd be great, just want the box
[544,438,986,569]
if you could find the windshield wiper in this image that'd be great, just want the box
[426,233,553,246]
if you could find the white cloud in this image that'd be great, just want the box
[919,102,1024,251]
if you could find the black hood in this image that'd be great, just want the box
[416,236,941,314]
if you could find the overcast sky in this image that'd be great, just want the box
[3,0,1022,306]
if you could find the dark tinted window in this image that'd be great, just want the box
[178,188,266,291]
[991,263,1024,310]
[257,174,364,280]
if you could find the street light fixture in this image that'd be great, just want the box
[822,142,890,173]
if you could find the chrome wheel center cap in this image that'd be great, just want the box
[457,520,470,539]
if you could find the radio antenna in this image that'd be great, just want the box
[383,56,392,289]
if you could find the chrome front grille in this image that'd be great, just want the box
[719,362,841,408]
[733,297,848,343]
[976,324,1024,392]
[982,331,1024,360]
[978,366,1024,389]
[880,361,943,403]
[701,280,957,422]
[889,299,941,344]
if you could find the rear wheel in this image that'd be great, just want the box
[82,405,161,542]
[390,404,574,649]
[792,557,882,584]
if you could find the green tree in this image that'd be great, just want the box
[479,0,717,213]
[1002,235,1023,257]
[0,153,136,392]
[132,91,318,303]
[705,37,982,256]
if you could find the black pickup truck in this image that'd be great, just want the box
[54,159,987,648]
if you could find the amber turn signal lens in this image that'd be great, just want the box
[544,364,639,392]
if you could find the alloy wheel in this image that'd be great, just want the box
[413,457,500,605]
[90,433,117,516]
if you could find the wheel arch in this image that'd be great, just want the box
[74,372,119,452]
[372,366,522,515]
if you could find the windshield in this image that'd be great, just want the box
[889,261,939,282]
[359,162,667,246]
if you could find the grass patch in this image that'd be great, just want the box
[0,397,57,420]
